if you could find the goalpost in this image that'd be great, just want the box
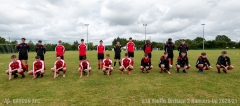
[0,44,17,54]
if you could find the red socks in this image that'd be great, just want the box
[25,64,28,71]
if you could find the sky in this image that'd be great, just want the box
[0,0,240,45]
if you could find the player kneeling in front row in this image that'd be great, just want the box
[79,57,91,78]
[119,53,133,74]
[216,51,234,73]
[159,52,172,74]
[140,53,153,73]
[51,56,67,78]
[176,51,190,73]
[28,56,45,79]
[102,54,113,76]
[6,55,26,80]
[196,52,211,74]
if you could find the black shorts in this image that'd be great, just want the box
[114,54,121,60]
[147,53,152,58]
[128,52,134,58]
[168,53,174,59]
[159,63,169,69]
[19,54,28,60]
[196,64,207,68]
[216,64,227,68]
[58,69,63,71]
[177,64,186,68]
[98,54,104,60]
[38,55,44,61]
[79,56,86,60]
[57,56,64,59]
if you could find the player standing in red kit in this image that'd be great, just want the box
[102,54,113,76]
[6,55,25,80]
[78,39,87,62]
[55,40,65,59]
[28,56,45,79]
[143,40,153,59]
[97,40,105,69]
[51,56,67,78]
[126,37,135,66]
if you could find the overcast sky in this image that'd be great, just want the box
[0,0,240,45]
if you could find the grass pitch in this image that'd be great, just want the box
[0,50,239,106]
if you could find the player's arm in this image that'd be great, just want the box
[227,57,231,66]
[17,44,20,52]
[143,45,146,52]
[164,44,167,52]
[151,44,153,52]
[186,45,189,51]
[126,43,128,52]
[141,58,144,66]
[178,45,180,51]
[120,45,122,53]
[173,44,175,50]
[33,63,36,79]
[43,46,46,54]
[8,63,12,80]
[55,46,57,53]
[206,58,210,66]
[63,46,65,54]
[176,56,181,65]
[217,56,222,66]
[186,57,189,66]
[27,44,30,52]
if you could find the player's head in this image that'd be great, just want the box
[144,53,148,59]
[106,54,110,59]
[181,39,185,44]
[116,41,120,45]
[181,51,186,57]
[201,52,206,58]
[125,53,128,58]
[129,37,132,42]
[35,56,41,61]
[38,40,42,45]
[100,40,103,44]
[81,39,84,43]
[58,40,62,45]
[56,55,61,61]
[164,52,168,58]
[146,40,150,44]
[221,51,227,57]
[168,38,172,42]
[11,55,17,62]
[21,38,26,43]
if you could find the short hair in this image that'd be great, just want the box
[164,52,168,54]
[144,53,148,57]
[181,51,187,53]
[201,52,206,56]
[181,39,185,41]
[168,38,172,41]
[146,40,150,43]
[125,53,128,56]
[35,56,40,59]
[58,40,62,43]
[38,40,42,43]
[81,39,84,41]
[100,40,103,42]
[21,38,26,40]
[11,55,17,59]
[129,37,132,40]
[106,54,110,57]
[222,51,227,54]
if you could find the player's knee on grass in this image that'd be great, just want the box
[28,70,33,75]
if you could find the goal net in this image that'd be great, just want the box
[0,44,17,54]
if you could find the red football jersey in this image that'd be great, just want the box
[78,43,87,56]
[126,42,135,52]
[79,61,90,69]
[33,60,44,72]
[55,45,65,56]
[103,59,112,67]
[121,58,132,67]
[54,59,66,69]
[9,60,22,69]
[97,45,105,54]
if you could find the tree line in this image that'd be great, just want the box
[0,35,239,51]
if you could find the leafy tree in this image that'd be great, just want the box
[193,37,205,43]
[215,35,231,42]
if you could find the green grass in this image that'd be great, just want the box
[0,50,239,106]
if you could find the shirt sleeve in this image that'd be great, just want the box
[227,57,231,66]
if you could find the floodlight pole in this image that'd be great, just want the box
[143,24,147,44]
[201,24,205,50]
[85,24,89,50]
